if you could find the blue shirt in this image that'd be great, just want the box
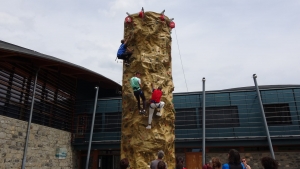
[117,44,127,56]
[222,163,246,169]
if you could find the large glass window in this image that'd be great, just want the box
[204,106,239,128]
[104,112,122,132]
[263,103,292,125]
[175,108,197,129]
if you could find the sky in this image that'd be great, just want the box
[1,0,300,93]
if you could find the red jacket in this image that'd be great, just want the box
[203,165,212,169]
[151,89,162,103]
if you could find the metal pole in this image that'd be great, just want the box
[253,74,275,159]
[21,69,39,169]
[85,86,99,169]
[202,77,206,166]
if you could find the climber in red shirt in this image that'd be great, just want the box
[146,83,165,129]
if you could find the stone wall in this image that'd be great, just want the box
[0,115,77,169]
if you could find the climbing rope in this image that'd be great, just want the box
[174,28,189,92]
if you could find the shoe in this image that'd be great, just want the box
[142,109,146,115]
[139,110,142,115]
[156,112,162,116]
[146,125,151,129]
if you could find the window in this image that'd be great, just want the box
[203,106,239,128]
[104,112,122,132]
[263,103,292,125]
[175,108,197,129]
[0,62,76,131]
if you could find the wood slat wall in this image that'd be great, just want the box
[0,62,76,131]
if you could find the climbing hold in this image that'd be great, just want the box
[125,16,132,23]
[139,7,145,18]
[160,14,165,21]
[170,21,175,29]
[139,11,144,18]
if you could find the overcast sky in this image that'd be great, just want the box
[1,0,299,92]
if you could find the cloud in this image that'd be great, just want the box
[0,0,300,92]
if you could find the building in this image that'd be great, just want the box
[1,40,300,169]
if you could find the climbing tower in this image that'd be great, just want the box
[121,10,175,169]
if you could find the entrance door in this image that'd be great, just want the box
[185,152,202,169]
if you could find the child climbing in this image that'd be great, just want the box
[130,72,146,115]
[146,83,165,129]
[117,33,133,66]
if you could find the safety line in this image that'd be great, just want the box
[174,28,189,92]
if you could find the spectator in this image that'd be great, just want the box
[211,157,222,169]
[120,158,129,169]
[157,161,167,169]
[222,149,246,169]
[241,157,251,169]
[203,161,212,169]
[176,156,186,169]
[150,150,167,169]
[261,157,278,169]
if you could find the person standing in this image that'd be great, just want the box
[176,156,186,169]
[211,157,222,169]
[203,161,212,169]
[157,161,167,169]
[261,157,278,169]
[241,157,251,169]
[130,72,146,115]
[150,150,168,169]
[146,83,165,129]
[222,149,246,169]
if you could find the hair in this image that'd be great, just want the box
[228,149,241,165]
[121,39,124,44]
[158,86,162,90]
[120,158,129,169]
[176,163,183,169]
[176,156,184,164]
[176,156,184,169]
[157,161,166,169]
[261,157,278,169]
[157,150,165,159]
[135,72,140,75]
[211,157,222,169]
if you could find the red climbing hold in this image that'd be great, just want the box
[139,11,144,18]
[125,16,132,23]
[170,21,175,29]
[160,14,165,21]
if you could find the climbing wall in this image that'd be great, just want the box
[121,11,175,169]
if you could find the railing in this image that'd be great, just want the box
[72,88,300,143]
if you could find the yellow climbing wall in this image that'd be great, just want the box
[121,11,175,169]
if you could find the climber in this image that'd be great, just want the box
[117,33,133,66]
[146,83,165,129]
[130,72,146,115]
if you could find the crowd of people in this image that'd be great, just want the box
[119,149,279,169]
